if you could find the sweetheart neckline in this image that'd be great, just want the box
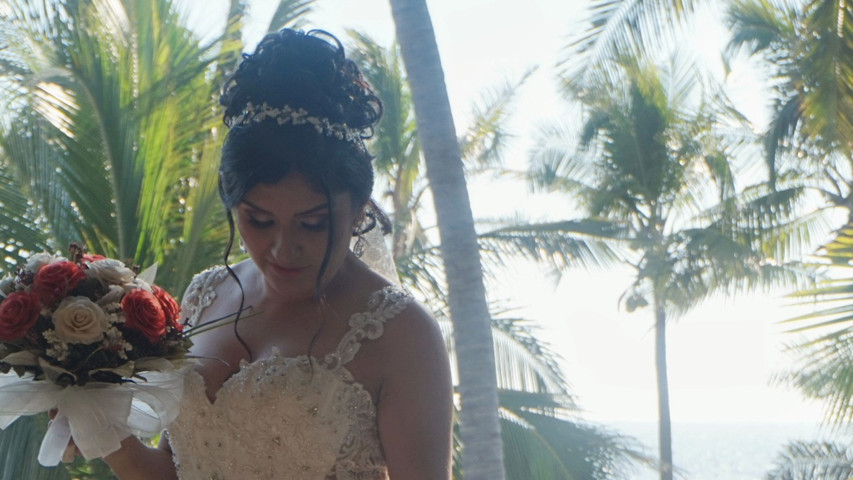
[188,348,374,408]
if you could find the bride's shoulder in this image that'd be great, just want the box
[182,266,229,301]
[362,283,441,356]
[182,260,255,299]
[180,263,247,326]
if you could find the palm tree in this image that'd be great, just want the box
[530,53,804,480]
[350,30,650,478]
[726,0,853,431]
[386,1,505,478]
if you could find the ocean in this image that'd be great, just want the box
[606,421,843,479]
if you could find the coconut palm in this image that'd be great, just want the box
[726,0,853,429]
[386,2,505,477]
[350,30,649,478]
[530,53,805,480]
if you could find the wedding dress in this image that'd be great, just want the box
[167,265,411,480]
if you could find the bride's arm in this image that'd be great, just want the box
[376,304,453,480]
[102,435,178,480]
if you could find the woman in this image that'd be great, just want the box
[100,28,453,479]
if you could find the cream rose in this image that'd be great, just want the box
[53,296,109,344]
[86,259,135,286]
[26,253,63,273]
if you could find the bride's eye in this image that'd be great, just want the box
[300,216,328,232]
[247,215,274,228]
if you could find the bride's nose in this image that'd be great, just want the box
[270,228,302,261]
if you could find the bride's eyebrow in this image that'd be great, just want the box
[239,199,271,214]
[296,203,330,216]
[239,199,329,216]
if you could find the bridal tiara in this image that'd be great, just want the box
[225,102,363,144]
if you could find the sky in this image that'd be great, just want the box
[184,0,831,425]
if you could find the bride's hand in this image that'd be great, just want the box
[48,409,81,463]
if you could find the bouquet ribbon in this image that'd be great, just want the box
[0,368,185,466]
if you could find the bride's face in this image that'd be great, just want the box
[235,172,357,302]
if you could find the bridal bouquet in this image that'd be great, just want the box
[0,244,191,466]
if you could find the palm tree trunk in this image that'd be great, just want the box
[387,1,505,478]
[655,302,673,480]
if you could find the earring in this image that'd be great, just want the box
[353,234,365,258]
[239,239,247,254]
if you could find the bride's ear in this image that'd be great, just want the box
[351,203,372,236]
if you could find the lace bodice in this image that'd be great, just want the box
[167,267,412,479]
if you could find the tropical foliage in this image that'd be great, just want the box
[530,47,810,478]
[0,0,231,295]
[777,228,853,426]
[764,441,853,480]
[350,31,649,479]
[563,0,703,90]
[723,1,853,470]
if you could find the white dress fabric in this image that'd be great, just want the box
[167,266,412,479]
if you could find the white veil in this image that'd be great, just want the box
[351,227,400,286]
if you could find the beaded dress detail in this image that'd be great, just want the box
[168,267,412,480]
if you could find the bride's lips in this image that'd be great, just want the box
[269,263,309,278]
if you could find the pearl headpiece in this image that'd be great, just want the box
[226,102,363,144]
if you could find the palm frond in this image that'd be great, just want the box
[265,0,316,33]
[725,0,798,58]
[562,0,697,90]
[500,405,653,480]
[491,317,572,397]
[478,219,627,270]
[459,68,535,170]
[764,441,853,480]
[774,227,853,425]
[528,122,596,196]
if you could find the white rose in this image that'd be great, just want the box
[86,259,136,286]
[53,296,109,344]
[26,253,64,272]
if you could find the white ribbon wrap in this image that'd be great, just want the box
[0,369,184,466]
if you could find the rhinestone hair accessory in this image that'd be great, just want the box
[226,102,363,144]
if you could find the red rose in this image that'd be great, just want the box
[0,292,41,340]
[80,254,106,263]
[32,261,86,304]
[121,289,166,343]
[152,286,182,332]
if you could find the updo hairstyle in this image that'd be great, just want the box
[218,29,382,214]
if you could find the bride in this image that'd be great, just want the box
[94,28,453,479]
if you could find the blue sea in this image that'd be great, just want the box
[606,421,846,479]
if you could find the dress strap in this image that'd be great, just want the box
[180,266,229,327]
[324,286,413,368]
